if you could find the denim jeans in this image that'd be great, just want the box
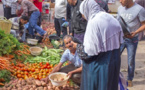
[54,17,67,37]
[120,36,138,81]
[28,11,46,36]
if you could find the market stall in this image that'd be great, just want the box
[0,24,79,90]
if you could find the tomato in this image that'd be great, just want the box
[31,68,35,72]
[42,75,46,78]
[24,71,28,75]
[21,72,24,75]
[47,66,50,69]
[39,76,42,80]
[46,62,49,66]
[17,74,22,78]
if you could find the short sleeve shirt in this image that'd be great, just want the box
[60,49,82,67]
[117,3,145,36]
[55,0,67,18]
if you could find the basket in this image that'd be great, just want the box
[0,17,12,34]
[29,47,42,56]
[49,72,69,86]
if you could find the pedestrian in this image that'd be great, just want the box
[67,0,87,43]
[117,0,145,87]
[1,0,17,19]
[17,0,47,38]
[52,0,68,38]
[77,0,124,90]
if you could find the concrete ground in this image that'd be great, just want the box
[0,2,145,90]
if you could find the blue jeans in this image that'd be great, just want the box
[54,17,67,37]
[28,11,46,36]
[120,37,138,81]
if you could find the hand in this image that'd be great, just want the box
[67,71,73,78]
[124,34,134,39]
[40,76,49,84]
[131,32,137,37]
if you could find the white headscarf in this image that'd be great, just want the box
[79,0,104,20]
[80,0,124,56]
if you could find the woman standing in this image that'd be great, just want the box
[78,0,124,90]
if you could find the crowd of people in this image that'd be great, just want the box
[1,0,145,89]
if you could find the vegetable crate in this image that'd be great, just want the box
[0,17,12,34]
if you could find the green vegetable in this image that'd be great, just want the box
[0,70,12,83]
[51,40,60,49]
[0,30,20,55]
[24,47,64,65]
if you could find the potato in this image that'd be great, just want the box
[47,86,53,90]
[2,87,7,90]
[32,85,36,88]
[38,86,44,90]
[16,83,22,88]
[29,88,34,90]
[17,80,22,84]
[55,87,60,90]
[41,81,46,86]
[17,88,22,90]
[44,87,48,90]
[23,87,28,90]
[35,80,42,86]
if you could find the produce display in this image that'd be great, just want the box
[24,47,63,65]
[0,70,12,86]
[1,78,80,90]
[0,30,20,55]
[0,22,80,89]
[11,62,54,80]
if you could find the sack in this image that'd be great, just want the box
[118,72,128,90]
[0,17,12,34]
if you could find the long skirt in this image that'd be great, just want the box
[81,49,121,90]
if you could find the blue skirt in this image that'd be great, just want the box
[80,49,121,90]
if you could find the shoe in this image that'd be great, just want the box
[128,80,133,87]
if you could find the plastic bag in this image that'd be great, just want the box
[118,72,128,90]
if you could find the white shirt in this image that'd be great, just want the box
[54,0,67,18]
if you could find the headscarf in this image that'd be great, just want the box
[79,0,104,20]
[79,0,124,56]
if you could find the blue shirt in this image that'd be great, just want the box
[60,49,82,67]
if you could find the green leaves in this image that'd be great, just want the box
[0,29,20,55]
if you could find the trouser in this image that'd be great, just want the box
[4,6,11,19]
[54,17,67,38]
[120,37,138,81]
[59,64,81,86]
[28,11,46,36]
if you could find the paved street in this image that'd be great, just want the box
[0,2,145,90]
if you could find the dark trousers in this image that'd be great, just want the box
[59,64,81,86]
[4,6,11,19]
[54,17,67,38]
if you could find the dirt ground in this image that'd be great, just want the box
[121,39,145,90]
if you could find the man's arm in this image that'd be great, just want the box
[67,65,82,78]
[131,21,145,37]
[50,62,63,74]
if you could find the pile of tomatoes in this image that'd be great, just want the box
[11,62,55,80]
